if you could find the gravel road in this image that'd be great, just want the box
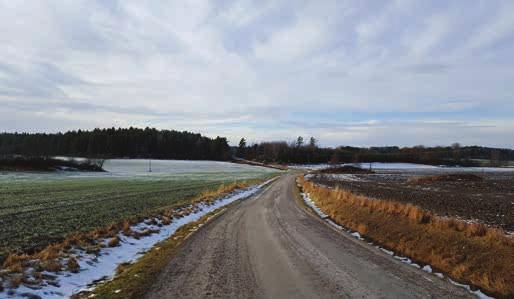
[145,174,473,298]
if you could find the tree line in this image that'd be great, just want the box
[0,127,231,161]
[236,137,514,166]
[2,129,512,166]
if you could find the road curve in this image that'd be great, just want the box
[145,174,472,299]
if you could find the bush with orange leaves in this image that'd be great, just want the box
[298,176,514,298]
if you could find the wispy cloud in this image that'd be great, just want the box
[1,0,513,147]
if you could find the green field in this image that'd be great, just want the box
[0,160,278,260]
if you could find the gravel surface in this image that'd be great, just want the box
[145,174,472,299]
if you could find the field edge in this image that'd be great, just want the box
[297,175,514,298]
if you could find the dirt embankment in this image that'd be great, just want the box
[309,171,514,231]
[299,176,514,298]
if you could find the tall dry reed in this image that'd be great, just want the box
[298,176,514,298]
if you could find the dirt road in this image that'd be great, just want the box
[145,174,472,298]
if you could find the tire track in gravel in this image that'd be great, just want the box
[145,174,473,299]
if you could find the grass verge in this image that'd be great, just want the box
[298,176,514,298]
[0,172,277,263]
[0,176,277,294]
[72,208,227,299]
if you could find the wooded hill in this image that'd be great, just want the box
[2,128,512,166]
[0,128,231,161]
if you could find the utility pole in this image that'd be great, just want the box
[148,159,152,172]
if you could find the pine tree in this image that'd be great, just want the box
[296,136,304,148]
[237,138,247,157]
[308,137,317,148]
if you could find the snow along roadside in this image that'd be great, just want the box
[297,183,493,299]
[8,178,277,299]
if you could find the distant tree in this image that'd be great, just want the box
[0,128,231,161]
[296,136,304,148]
[3,130,508,166]
[329,152,339,165]
[237,138,247,157]
[260,141,287,162]
[491,149,501,167]
[308,137,317,148]
[452,142,461,163]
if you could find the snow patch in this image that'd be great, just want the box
[6,178,276,299]
[449,279,495,299]
[350,232,363,240]
[380,248,394,256]
[326,219,343,230]
[304,173,315,180]
[351,162,438,170]
[301,192,329,219]
[298,180,496,299]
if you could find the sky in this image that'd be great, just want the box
[1,0,514,148]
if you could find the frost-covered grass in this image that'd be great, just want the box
[3,179,274,299]
[0,160,278,262]
[0,159,276,182]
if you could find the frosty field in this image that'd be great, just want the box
[0,160,278,261]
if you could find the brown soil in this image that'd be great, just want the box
[408,173,483,185]
[316,165,375,174]
[299,177,514,298]
[308,170,514,231]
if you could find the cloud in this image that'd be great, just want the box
[0,1,513,148]
[463,2,514,52]
[400,63,450,74]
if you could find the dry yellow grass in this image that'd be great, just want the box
[298,176,514,298]
[0,179,260,292]
[40,260,62,272]
[197,182,249,204]
[161,216,171,225]
[2,254,29,273]
[122,220,134,236]
[107,236,120,247]
[73,203,231,299]
[67,257,80,273]
[37,244,62,261]
[9,274,24,288]
[133,229,160,239]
